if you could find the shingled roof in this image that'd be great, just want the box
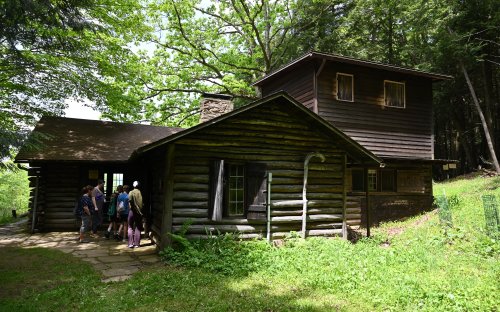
[15,116,183,163]
[252,51,453,86]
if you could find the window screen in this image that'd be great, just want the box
[352,169,364,192]
[381,169,395,191]
[337,73,354,102]
[384,80,405,108]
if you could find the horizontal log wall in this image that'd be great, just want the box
[38,164,80,231]
[27,167,45,231]
[317,62,433,159]
[170,102,347,239]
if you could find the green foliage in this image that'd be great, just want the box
[0,166,29,224]
[0,0,149,158]
[158,175,499,311]
[161,231,272,276]
[1,176,498,311]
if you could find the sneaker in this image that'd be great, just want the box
[104,231,110,239]
[128,245,134,248]
[133,245,140,248]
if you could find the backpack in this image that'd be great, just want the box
[117,200,125,213]
[108,195,117,216]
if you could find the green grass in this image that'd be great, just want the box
[0,175,499,311]
[0,168,30,225]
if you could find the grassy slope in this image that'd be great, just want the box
[0,175,498,311]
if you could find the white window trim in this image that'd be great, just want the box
[384,80,406,108]
[336,73,354,102]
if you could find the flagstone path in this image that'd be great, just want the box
[0,218,161,283]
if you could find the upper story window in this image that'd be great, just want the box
[384,80,405,108]
[336,73,354,102]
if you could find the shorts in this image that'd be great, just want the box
[80,215,91,233]
[119,213,128,222]
[108,214,119,222]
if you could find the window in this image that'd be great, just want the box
[384,80,405,108]
[336,73,354,102]
[351,168,396,192]
[397,170,426,193]
[228,165,245,216]
[112,173,123,192]
[351,169,365,192]
[210,161,267,221]
[380,169,396,192]
[368,169,377,191]
[104,172,123,196]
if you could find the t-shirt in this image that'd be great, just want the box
[92,186,105,210]
[117,192,129,215]
[79,194,94,215]
[108,193,118,216]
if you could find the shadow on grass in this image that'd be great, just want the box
[117,265,346,312]
[0,246,346,312]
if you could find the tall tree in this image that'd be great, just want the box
[109,0,335,127]
[432,0,500,174]
[0,0,148,159]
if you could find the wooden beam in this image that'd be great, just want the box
[342,154,348,239]
[160,144,175,250]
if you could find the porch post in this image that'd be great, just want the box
[365,167,371,237]
[160,144,175,250]
[342,154,347,239]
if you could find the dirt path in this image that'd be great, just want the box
[0,218,160,283]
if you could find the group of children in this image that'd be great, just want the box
[78,180,144,248]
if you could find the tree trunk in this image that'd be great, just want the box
[459,61,500,174]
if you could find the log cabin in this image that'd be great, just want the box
[253,51,453,230]
[16,92,383,247]
[15,52,453,247]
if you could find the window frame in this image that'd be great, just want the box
[367,169,378,192]
[336,72,354,102]
[350,168,398,193]
[226,164,245,217]
[384,80,406,108]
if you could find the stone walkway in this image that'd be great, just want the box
[0,219,161,283]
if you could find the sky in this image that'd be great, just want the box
[64,99,101,120]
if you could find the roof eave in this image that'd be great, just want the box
[137,91,382,165]
[252,51,453,86]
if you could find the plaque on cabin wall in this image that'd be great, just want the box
[88,170,98,179]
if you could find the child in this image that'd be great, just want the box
[116,185,129,242]
[105,185,122,239]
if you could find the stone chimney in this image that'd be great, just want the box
[200,93,234,123]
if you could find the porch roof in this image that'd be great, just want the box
[15,117,183,163]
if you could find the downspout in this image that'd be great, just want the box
[302,152,326,238]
